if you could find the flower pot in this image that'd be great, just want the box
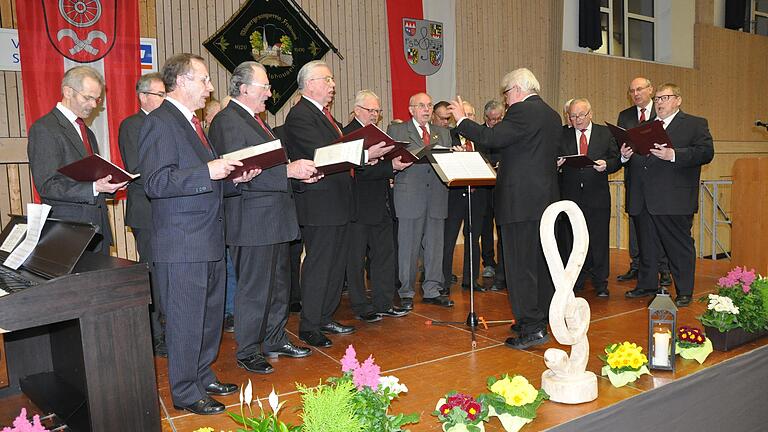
[704,326,768,351]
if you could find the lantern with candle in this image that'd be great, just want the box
[648,289,678,371]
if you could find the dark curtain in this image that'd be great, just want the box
[724,0,749,30]
[579,0,603,50]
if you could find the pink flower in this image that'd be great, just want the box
[2,408,49,432]
[741,268,756,293]
[352,355,381,390]
[340,345,359,373]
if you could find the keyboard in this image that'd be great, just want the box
[0,265,38,296]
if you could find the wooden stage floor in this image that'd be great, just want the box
[3,249,766,431]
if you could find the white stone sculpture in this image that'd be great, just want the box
[539,200,598,404]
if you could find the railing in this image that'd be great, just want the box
[608,179,732,260]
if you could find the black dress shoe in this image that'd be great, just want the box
[379,307,410,318]
[488,283,503,291]
[223,314,235,333]
[675,295,692,307]
[595,289,610,298]
[299,331,333,348]
[289,302,302,313]
[356,312,383,323]
[439,286,451,296]
[505,329,549,350]
[422,295,454,307]
[400,298,414,311]
[205,380,239,396]
[625,288,657,298]
[154,340,168,358]
[617,268,638,281]
[450,274,458,283]
[510,323,521,333]
[237,354,274,374]
[174,397,225,415]
[264,343,312,359]
[659,271,673,287]
[461,282,487,292]
[319,321,356,334]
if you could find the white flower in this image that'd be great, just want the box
[268,387,279,413]
[707,294,739,314]
[379,375,408,399]
[244,380,253,406]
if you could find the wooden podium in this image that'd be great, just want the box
[731,157,768,275]
[0,254,160,431]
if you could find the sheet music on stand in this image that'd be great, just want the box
[3,203,52,270]
[429,152,497,186]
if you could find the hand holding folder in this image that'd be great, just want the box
[606,121,673,156]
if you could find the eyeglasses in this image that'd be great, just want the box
[653,94,678,103]
[356,105,381,115]
[307,76,334,84]
[568,110,591,121]
[628,85,651,94]
[502,86,518,96]
[249,82,271,90]
[142,91,166,98]
[410,103,433,110]
[70,87,102,105]
[185,74,211,84]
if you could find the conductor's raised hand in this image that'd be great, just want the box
[95,175,129,193]
[287,159,317,180]
[208,158,243,180]
[447,96,466,122]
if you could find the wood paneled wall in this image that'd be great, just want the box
[1,0,767,259]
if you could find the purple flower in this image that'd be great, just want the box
[352,355,381,390]
[340,344,359,373]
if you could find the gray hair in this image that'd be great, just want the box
[501,67,540,94]
[569,98,592,112]
[229,61,267,97]
[484,100,503,115]
[135,72,163,95]
[354,89,380,106]
[62,66,104,91]
[297,60,328,91]
[563,98,574,113]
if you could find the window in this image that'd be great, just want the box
[596,0,655,61]
[753,0,768,36]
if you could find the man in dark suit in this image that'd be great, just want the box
[209,61,317,374]
[344,90,412,323]
[28,66,127,255]
[478,100,505,285]
[621,83,714,307]
[450,67,560,349]
[118,72,167,356]
[138,53,257,415]
[388,93,453,309]
[557,98,620,297]
[282,61,392,348]
[616,77,672,287]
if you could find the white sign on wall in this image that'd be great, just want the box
[0,28,157,73]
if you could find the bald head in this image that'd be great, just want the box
[628,77,653,108]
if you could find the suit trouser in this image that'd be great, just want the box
[132,227,163,345]
[480,186,496,267]
[232,243,290,359]
[299,224,348,332]
[398,216,445,299]
[634,207,695,296]
[561,205,611,290]
[629,215,670,272]
[347,219,397,315]
[155,259,225,406]
[443,188,487,286]
[288,239,303,305]
[499,220,554,335]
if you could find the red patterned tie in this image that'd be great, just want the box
[75,118,94,155]
[322,107,342,137]
[191,115,212,151]
[639,107,646,123]
[579,129,588,155]
[254,114,275,139]
[420,125,430,145]
[465,139,474,151]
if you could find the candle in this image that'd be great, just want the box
[653,331,671,366]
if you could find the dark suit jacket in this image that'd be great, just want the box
[558,124,621,209]
[208,102,300,246]
[138,99,230,263]
[617,104,656,208]
[119,110,152,229]
[27,107,113,248]
[343,118,395,225]
[626,111,714,216]
[283,97,353,226]
[455,95,560,224]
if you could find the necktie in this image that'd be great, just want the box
[579,129,588,155]
[420,125,430,145]
[254,114,275,139]
[75,118,94,155]
[322,107,342,137]
[465,139,474,152]
[191,115,212,151]
[639,107,646,123]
